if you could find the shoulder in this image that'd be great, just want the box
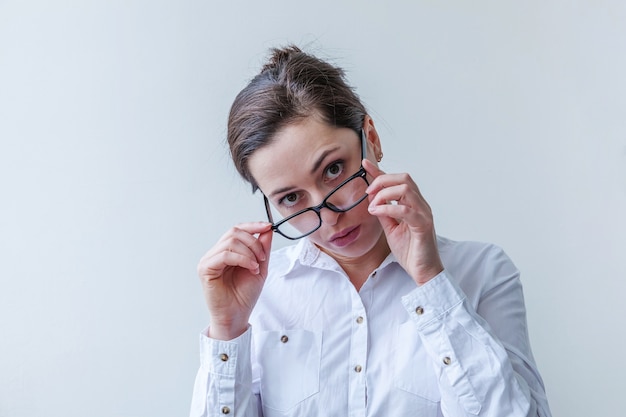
[437,236,520,302]
[438,236,515,270]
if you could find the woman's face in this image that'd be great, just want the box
[248,115,384,260]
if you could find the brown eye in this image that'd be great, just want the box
[325,161,344,181]
[280,192,300,208]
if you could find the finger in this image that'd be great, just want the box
[216,222,272,260]
[362,159,384,183]
[221,239,259,263]
[200,222,272,277]
[366,180,432,226]
[217,232,272,275]
[366,172,417,196]
[199,249,260,279]
[367,179,430,227]
[372,207,399,232]
[368,196,434,234]
[367,183,405,206]
[229,226,270,263]
[368,201,411,221]
[257,229,273,278]
[230,221,273,236]
[222,249,260,274]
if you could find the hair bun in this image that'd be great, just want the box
[262,45,303,72]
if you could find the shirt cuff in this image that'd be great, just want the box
[199,326,252,376]
[400,270,466,330]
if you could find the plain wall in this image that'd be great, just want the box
[1,1,625,416]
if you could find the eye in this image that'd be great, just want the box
[279,192,301,209]
[324,161,344,182]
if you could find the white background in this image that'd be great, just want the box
[1,1,625,416]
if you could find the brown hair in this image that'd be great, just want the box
[227,45,367,192]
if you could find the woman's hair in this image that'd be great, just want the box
[227,45,367,192]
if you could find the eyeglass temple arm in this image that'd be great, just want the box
[360,129,367,160]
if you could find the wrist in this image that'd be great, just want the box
[208,320,249,341]
[414,264,444,286]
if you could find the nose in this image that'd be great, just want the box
[319,206,340,226]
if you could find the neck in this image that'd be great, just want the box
[318,232,390,292]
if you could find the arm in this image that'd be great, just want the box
[364,159,551,416]
[191,222,272,417]
[401,258,551,417]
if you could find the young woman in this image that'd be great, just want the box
[191,45,552,417]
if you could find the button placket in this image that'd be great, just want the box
[348,288,368,413]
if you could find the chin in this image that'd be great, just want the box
[312,224,384,259]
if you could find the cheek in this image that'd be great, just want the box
[352,199,376,222]
[353,204,384,241]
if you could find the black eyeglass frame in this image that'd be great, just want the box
[263,129,370,240]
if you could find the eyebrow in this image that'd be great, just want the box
[269,186,296,199]
[268,146,341,198]
[310,146,340,175]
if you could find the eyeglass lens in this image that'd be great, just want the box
[269,172,368,239]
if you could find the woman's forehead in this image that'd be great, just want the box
[248,121,359,193]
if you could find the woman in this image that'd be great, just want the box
[191,45,552,417]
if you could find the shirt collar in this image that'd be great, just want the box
[282,238,400,276]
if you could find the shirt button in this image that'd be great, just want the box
[415,306,424,315]
[372,271,377,277]
[221,406,231,414]
[356,316,364,324]
[219,353,229,362]
[280,335,289,343]
[443,356,452,365]
[354,365,362,373]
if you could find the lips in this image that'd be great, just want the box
[329,225,360,247]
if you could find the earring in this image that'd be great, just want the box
[376,151,383,162]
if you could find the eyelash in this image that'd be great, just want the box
[277,160,346,208]
[324,160,345,182]
[279,192,302,208]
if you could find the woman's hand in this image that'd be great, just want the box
[363,159,444,286]
[197,222,273,340]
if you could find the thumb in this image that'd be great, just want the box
[257,229,273,278]
[362,158,384,179]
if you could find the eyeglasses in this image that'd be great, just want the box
[263,129,369,240]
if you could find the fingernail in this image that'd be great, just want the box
[368,205,377,213]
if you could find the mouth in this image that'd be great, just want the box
[329,225,360,247]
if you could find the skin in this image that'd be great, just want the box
[197,114,444,340]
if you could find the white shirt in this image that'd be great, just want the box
[190,236,552,417]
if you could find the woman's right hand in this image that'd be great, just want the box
[197,222,273,340]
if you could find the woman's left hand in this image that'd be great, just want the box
[363,159,444,286]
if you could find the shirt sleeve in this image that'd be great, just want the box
[401,267,552,417]
[189,327,260,417]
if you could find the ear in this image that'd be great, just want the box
[363,115,383,162]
